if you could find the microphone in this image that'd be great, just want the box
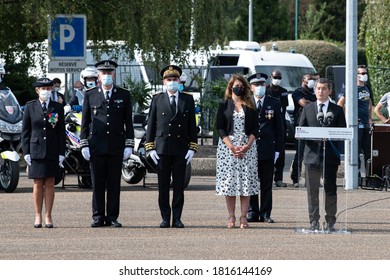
[317,111,324,126]
[324,111,334,126]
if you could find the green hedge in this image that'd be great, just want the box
[261,40,366,78]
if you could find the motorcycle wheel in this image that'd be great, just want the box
[0,160,20,193]
[122,162,146,184]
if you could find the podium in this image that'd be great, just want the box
[294,126,353,234]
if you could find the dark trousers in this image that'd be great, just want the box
[274,123,286,182]
[157,154,186,222]
[291,139,305,183]
[90,154,123,221]
[248,159,274,219]
[358,127,371,170]
[305,164,338,223]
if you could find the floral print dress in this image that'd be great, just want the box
[216,108,259,196]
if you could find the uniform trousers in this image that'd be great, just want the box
[248,158,274,219]
[157,154,186,222]
[90,154,123,222]
[305,164,338,224]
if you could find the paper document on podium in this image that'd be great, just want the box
[295,127,353,140]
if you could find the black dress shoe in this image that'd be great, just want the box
[172,220,185,228]
[34,224,42,228]
[310,221,320,231]
[107,220,122,227]
[45,224,53,228]
[247,216,259,222]
[326,222,335,232]
[160,220,170,228]
[261,217,275,223]
[91,219,105,227]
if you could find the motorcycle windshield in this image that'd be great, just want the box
[0,89,23,124]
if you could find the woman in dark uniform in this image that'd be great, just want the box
[22,77,66,228]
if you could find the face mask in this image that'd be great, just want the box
[101,75,113,86]
[255,86,266,98]
[166,81,179,92]
[86,81,96,88]
[232,86,245,96]
[39,90,51,101]
[271,78,282,86]
[307,79,315,89]
[359,74,368,83]
[178,84,184,92]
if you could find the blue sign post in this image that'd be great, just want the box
[49,15,86,60]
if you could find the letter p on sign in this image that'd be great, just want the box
[49,15,86,60]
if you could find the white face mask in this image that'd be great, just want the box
[359,74,368,83]
[101,75,113,86]
[271,78,282,86]
[307,79,315,89]
[254,86,266,98]
[39,90,51,102]
[166,81,179,92]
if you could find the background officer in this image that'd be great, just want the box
[80,60,134,228]
[247,73,284,223]
[145,65,198,228]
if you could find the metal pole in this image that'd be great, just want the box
[295,0,298,40]
[345,0,358,190]
[248,0,253,41]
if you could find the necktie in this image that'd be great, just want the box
[42,102,47,113]
[170,95,176,114]
[319,103,324,113]
[257,100,262,113]
[105,91,110,103]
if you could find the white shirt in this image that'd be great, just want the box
[317,99,330,114]
[167,91,178,112]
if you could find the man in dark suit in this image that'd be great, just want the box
[80,60,134,228]
[145,65,198,228]
[299,78,346,231]
[247,73,284,223]
[51,77,65,105]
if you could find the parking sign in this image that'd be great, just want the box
[49,15,86,60]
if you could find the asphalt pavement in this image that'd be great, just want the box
[1,148,390,260]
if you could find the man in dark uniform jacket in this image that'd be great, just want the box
[247,73,284,223]
[266,69,289,188]
[80,60,134,228]
[145,65,198,228]
[299,78,346,231]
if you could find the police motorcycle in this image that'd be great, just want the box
[55,105,92,188]
[121,113,192,189]
[0,87,23,192]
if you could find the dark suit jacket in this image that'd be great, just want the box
[80,85,134,156]
[216,99,258,140]
[299,101,346,165]
[256,95,284,160]
[145,91,198,155]
[22,99,65,160]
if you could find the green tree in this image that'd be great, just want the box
[360,0,390,101]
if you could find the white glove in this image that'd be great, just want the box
[185,150,195,165]
[24,154,31,166]
[147,150,160,165]
[123,147,133,160]
[274,152,280,164]
[64,104,72,114]
[59,155,65,168]
[81,147,90,161]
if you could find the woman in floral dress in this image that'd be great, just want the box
[215,74,259,229]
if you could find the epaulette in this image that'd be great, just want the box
[26,99,37,105]
[268,96,279,101]
[115,85,130,92]
[152,91,164,96]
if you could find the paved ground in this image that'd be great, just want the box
[1,163,390,260]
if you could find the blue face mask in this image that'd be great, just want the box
[101,75,113,86]
[178,84,184,92]
[166,81,179,92]
[86,81,96,88]
[255,86,266,98]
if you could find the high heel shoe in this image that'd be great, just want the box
[240,216,249,229]
[34,223,42,228]
[227,215,236,229]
